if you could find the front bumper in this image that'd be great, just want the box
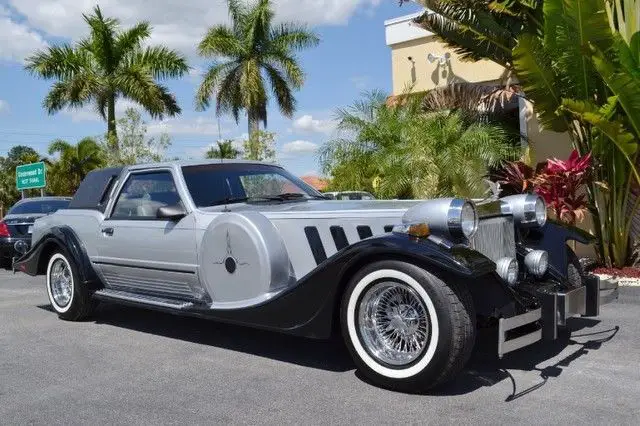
[498,275,618,358]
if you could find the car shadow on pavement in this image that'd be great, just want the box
[37,303,620,397]
[433,318,619,400]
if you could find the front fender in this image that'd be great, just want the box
[521,220,594,277]
[201,233,495,339]
[14,226,99,287]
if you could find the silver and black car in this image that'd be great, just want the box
[14,160,612,392]
[0,197,70,268]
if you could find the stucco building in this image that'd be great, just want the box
[384,10,574,167]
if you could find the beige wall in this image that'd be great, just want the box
[390,36,507,95]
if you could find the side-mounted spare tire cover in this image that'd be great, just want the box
[198,212,295,304]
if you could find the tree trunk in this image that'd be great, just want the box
[248,110,260,139]
[107,96,118,157]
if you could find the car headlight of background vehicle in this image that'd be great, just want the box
[500,194,547,228]
[401,198,478,241]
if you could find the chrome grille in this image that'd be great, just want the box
[469,216,516,262]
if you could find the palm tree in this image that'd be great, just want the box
[48,137,106,194]
[320,91,517,199]
[195,0,319,137]
[206,140,240,159]
[24,6,188,154]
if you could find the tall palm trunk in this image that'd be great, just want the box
[107,96,118,156]
[248,110,260,138]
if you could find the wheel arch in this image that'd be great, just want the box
[328,249,481,338]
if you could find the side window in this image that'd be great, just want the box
[111,171,182,219]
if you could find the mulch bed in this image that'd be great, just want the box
[592,266,640,279]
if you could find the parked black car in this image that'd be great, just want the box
[0,197,71,268]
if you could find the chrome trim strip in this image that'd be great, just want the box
[557,286,587,326]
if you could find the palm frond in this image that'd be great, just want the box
[195,61,239,111]
[114,22,151,63]
[128,46,188,80]
[24,46,90,80]
[198,25,246,57]
[263,64,295,117]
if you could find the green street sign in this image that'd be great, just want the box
[16,162,46,191]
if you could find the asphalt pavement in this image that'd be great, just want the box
[1,269,639,425]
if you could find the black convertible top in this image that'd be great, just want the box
[67,167,123,212]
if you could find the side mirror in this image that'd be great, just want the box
[156,205,187,221]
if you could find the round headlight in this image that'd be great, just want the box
[525,250,548,278]
[461,202,478,238]
[448,199,478,239]
[496,257,519,285]
[534,196,547,227]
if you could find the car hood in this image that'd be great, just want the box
[199,199,423,214]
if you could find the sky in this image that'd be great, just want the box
[0,0,423,177]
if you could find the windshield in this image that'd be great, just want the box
[182,164,323,208]
[8,199,69,215]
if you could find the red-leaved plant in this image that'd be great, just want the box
[491,150,592,225]
[535,150,592,226]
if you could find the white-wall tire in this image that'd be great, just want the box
[45,250,94,321]
[340,260,475,392]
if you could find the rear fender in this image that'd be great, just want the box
[14,226,100,288]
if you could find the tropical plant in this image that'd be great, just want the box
[490,160,542,195]
[195,0,319,137]
[409,0,640,267]
[321,91,517,199]
[536,151,592,225]
[103,108,172,166]
[47,137,106,195]
[206,140,240,159]
[242,130,276,162]
[24,6,188,155]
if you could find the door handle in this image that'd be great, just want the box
[101,227,114,236]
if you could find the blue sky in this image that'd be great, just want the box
[0,0,422,177]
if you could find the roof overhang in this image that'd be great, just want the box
[384,10,433,46]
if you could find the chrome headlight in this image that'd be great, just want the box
[500,194,547,228]
[496,257,519,285]
[524,250,549,278]
[448,199,478,239]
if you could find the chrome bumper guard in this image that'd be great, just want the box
[497,275,616,358]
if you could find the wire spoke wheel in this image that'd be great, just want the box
[49,258,72,308]
[358,281,430,367]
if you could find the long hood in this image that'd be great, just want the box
[199,199,423,215]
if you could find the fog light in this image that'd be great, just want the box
[525,250,548,278]
[496,257,519,285]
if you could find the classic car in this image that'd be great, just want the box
[14,160,611,392]
[0,196,71,268]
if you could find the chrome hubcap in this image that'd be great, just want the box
[50,259,72,308]
[358,281,430,366]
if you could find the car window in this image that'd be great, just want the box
[8,199,69,215]
[111,171,182,219]
[240,173,306,198]
[182,164,322,208]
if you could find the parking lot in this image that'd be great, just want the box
[1,268,639,425]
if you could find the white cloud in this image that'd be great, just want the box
[8,0,382,58]
[0,99,8,113]
[292,114,336,135]
[147,116,227,136]
[282,139,318,154]
[0,8,48,63]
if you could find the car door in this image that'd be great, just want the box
[93,168,202,300]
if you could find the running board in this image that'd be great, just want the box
[93,289,195,310]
